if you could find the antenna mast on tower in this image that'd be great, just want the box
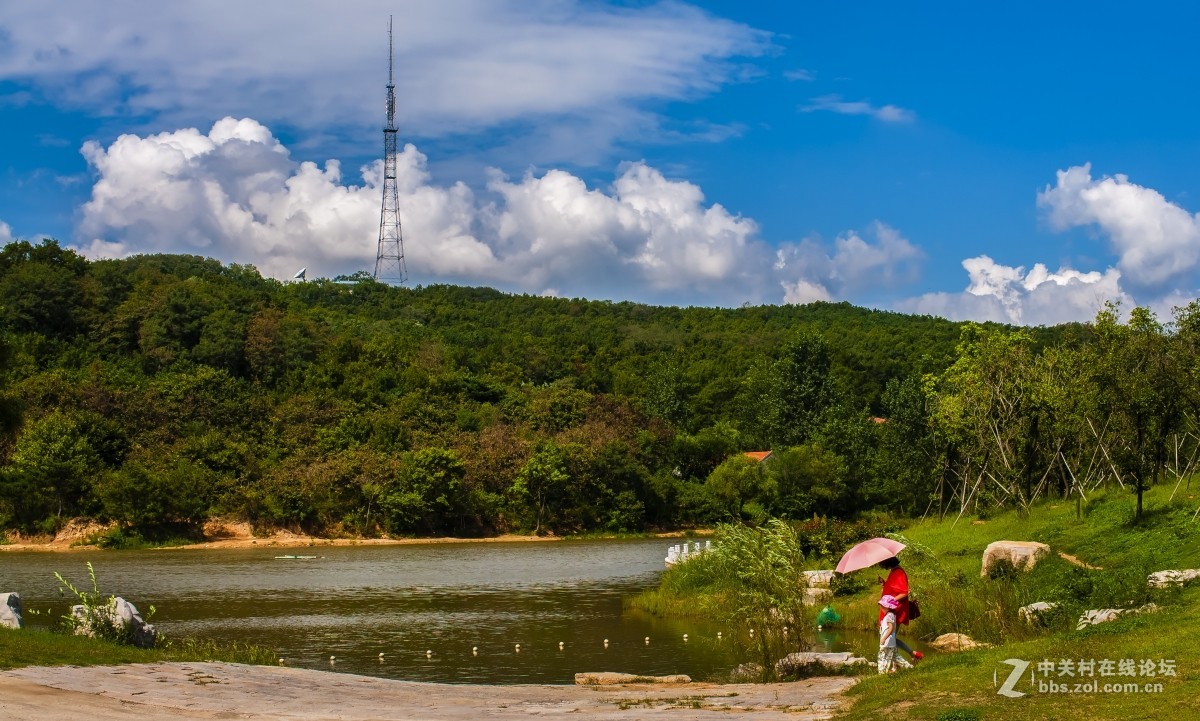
[374,15,407,283]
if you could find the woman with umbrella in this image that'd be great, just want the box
[836,538,923,665]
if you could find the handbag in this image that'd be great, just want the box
[909,598,922,621]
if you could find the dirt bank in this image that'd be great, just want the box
[1,519,707,552]
[0,662,856,721]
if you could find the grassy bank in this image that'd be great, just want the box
[833,484,1200,720]
[632,484,1200,718]
[0,626,277,670]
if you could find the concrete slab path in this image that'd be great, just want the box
[0,662,857,721]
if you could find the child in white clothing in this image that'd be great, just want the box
[878,594,912,673]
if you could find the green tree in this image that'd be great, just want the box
[1092,304,1180,521]
[510,443,570,534]
[873,375,937,514]
[705,455,768,520]
[767,443,848,518]
[381,447,467,534]
[6,411,100,527]
[749,331,835,448]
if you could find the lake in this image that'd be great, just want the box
[0,539,874,683]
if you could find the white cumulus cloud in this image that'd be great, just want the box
[774,222,922,304]
[0,221,12,245]
[1038,163,1200,289]
[898,255,1130,325]
[72,116,932,308]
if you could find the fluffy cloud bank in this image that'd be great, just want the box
[897,165,1200,325]
[73,124,1198,321]
[1038,163,1200,290]
[898,256,1129,325]
[76,117,915,307]
[775,222,922,303]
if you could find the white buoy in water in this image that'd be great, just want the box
[683,634,689,642]
[278,657,286,665]
[426,650,433,657]
[603,639,609,648]
[817,624,823,630]
[749,629,755,637]
[472,646,478,655]
[515,643,521,652]
[379,652,386,658]
[558,642,564,650]
[329,655,336,661]
[644,636,650,645]
[717,632,722,639]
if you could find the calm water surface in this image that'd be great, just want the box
[1,539,874,683]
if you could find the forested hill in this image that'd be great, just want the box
[0,240,1077,540]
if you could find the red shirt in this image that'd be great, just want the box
[879,567,912,625]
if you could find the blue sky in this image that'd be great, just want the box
[2,1,1200,324]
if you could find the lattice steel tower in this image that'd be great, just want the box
[374,16,407,283]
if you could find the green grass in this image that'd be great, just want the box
[835,484,1200,720]
[0,626,278,669]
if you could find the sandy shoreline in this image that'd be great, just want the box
[0,520,705,554]
[0,662,855,720]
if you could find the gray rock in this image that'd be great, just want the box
[0,592,22,630]
[1018,601,1059,624]
[981,541,1051,576]
[775,651,870,676]
[728,663,764,682]
[802,570,835,588]
[1147,569,1200,588]
[70,596,158,648]
[802,587,833,605]
[1076,603,1158,630]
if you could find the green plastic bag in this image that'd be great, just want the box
[816,605,841,627]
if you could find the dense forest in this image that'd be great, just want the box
[3,239,1185,542]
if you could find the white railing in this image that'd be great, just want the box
[665,540,712,566]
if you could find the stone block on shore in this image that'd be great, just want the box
[802,570,835,588]
[774,652,870,677]
[0,592,22,629]
[803,587,833,605]
[574,672,691,685]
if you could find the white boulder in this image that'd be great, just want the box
[981,541,1050,576]
[0,592,22,630]
[802,570,835,588]
[803,587,833,605]
[71,596,157,648]
[1076,603,1158,630]
[1018,601,1059,624]
[1147,569,1200,588]
[775,651,870,676]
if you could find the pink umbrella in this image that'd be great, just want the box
[835,537,906,574]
